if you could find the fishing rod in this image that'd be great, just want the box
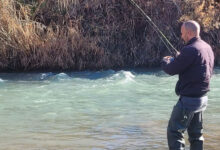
[128,0,179,57]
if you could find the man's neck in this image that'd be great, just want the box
[186,36,199,45]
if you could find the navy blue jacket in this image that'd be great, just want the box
[162,37,214,97]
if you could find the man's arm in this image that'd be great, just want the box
[161,47,196,75]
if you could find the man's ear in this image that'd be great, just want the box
[186,30,192,39]
[186,30,190,36]
[188,30,194,37]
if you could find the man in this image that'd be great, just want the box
[161,20,214,150]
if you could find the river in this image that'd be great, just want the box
[0,68,219,150]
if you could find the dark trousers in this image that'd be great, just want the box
[167,101,204,150]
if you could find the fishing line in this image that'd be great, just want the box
[128,0,179,57]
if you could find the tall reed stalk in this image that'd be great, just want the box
[0,0,219,71]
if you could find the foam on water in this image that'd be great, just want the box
[122,71,135,82]
[40,72,54,80]
[108,70,135,83]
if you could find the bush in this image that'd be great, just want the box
[0,0,219,71]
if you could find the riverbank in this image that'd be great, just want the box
[0,0,219,71]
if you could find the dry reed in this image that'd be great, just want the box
[0,0,219,71]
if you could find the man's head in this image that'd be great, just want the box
[181,20,200,43]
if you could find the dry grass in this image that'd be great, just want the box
[0,0,219,71]
[0,0,105,71]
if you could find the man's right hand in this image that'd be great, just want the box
[163,56,172,61]
[163,56,174,63]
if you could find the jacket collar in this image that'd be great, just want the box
[186,37,200,45]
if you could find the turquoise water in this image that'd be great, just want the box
[0,68,220,150]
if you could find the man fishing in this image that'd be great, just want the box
[161,20,214,150]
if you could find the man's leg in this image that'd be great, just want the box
[187,112,204,150]
[167,102,194,150]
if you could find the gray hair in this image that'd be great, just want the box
[183,20,200,37]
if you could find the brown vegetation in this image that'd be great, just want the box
[0,0,219,71]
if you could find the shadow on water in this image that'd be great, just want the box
[0,67,219,82]
[0,67,171,82]
[213,66,220,74]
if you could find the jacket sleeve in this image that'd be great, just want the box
[161,47,196,75]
